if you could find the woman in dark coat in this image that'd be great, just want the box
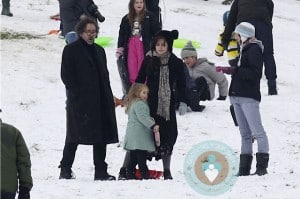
[135,30,187,180]
[59,17,118,181]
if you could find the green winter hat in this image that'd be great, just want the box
[181,40,197,58]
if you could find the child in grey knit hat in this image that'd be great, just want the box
[180,41,229,112]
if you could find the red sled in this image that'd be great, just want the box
[135,169,163,180]
[215,66,235,75]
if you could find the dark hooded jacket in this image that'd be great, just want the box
[229,40,264,102]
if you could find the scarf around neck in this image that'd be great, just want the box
[155,51,171,120]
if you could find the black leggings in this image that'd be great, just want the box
[128,150,148,173]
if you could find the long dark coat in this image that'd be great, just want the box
[135,53,187,154]
[61,38,118,145]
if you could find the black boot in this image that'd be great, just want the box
[188,90,205,112]
[126,169,136,180]
[163,169,173,180]
[268,80,278,95]
[59,165,75,179]
[118,167,127,180]
[1,0,13,17]
[94,168,116,181]
[140,170,150,180]
[238,154,253,176]
[252,153,269,176]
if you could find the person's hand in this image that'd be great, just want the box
[153,125,159,133]
[216,96,227,100]
[18,186,30,199]
[153,125,160,146]
[115,47,124,58]
[178,102,187,115]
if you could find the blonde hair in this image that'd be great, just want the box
[124,83,149,113]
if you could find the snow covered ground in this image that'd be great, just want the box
[1,0,300,198]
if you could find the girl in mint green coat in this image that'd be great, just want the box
[123,83,160,179]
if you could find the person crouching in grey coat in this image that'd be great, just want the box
[180,41,229,112]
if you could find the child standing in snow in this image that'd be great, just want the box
[123,83,160,180]
[230,22,269,176]
[116,0,161,94]
[215,10,239,74]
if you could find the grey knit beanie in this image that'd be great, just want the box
[181,41,197,58]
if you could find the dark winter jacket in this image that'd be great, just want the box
[117,11,161,63]
[136,53,187,150]
[59,0,97,36]
[222,0,274,46]
[61,38,118,145]
[1,120,33,194]
[229,41,264,102]
[145,0,161,26]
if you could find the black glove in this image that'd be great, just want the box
[216,96,226,100]
[18,186,30,199]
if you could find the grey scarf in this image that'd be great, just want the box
[156,52,171,120]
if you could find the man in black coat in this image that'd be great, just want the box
[222,0,278,95]
[59,17,118,181]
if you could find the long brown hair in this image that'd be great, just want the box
[127,0,147,26]
[124,83,149,113]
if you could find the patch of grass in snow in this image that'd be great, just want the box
[0,30,40,40]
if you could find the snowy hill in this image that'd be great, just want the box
[1,0,300,198]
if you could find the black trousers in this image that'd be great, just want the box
[128,150,148,173]
[194,77,210,101]
[60,142,107,171]
[1,191,15,199]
